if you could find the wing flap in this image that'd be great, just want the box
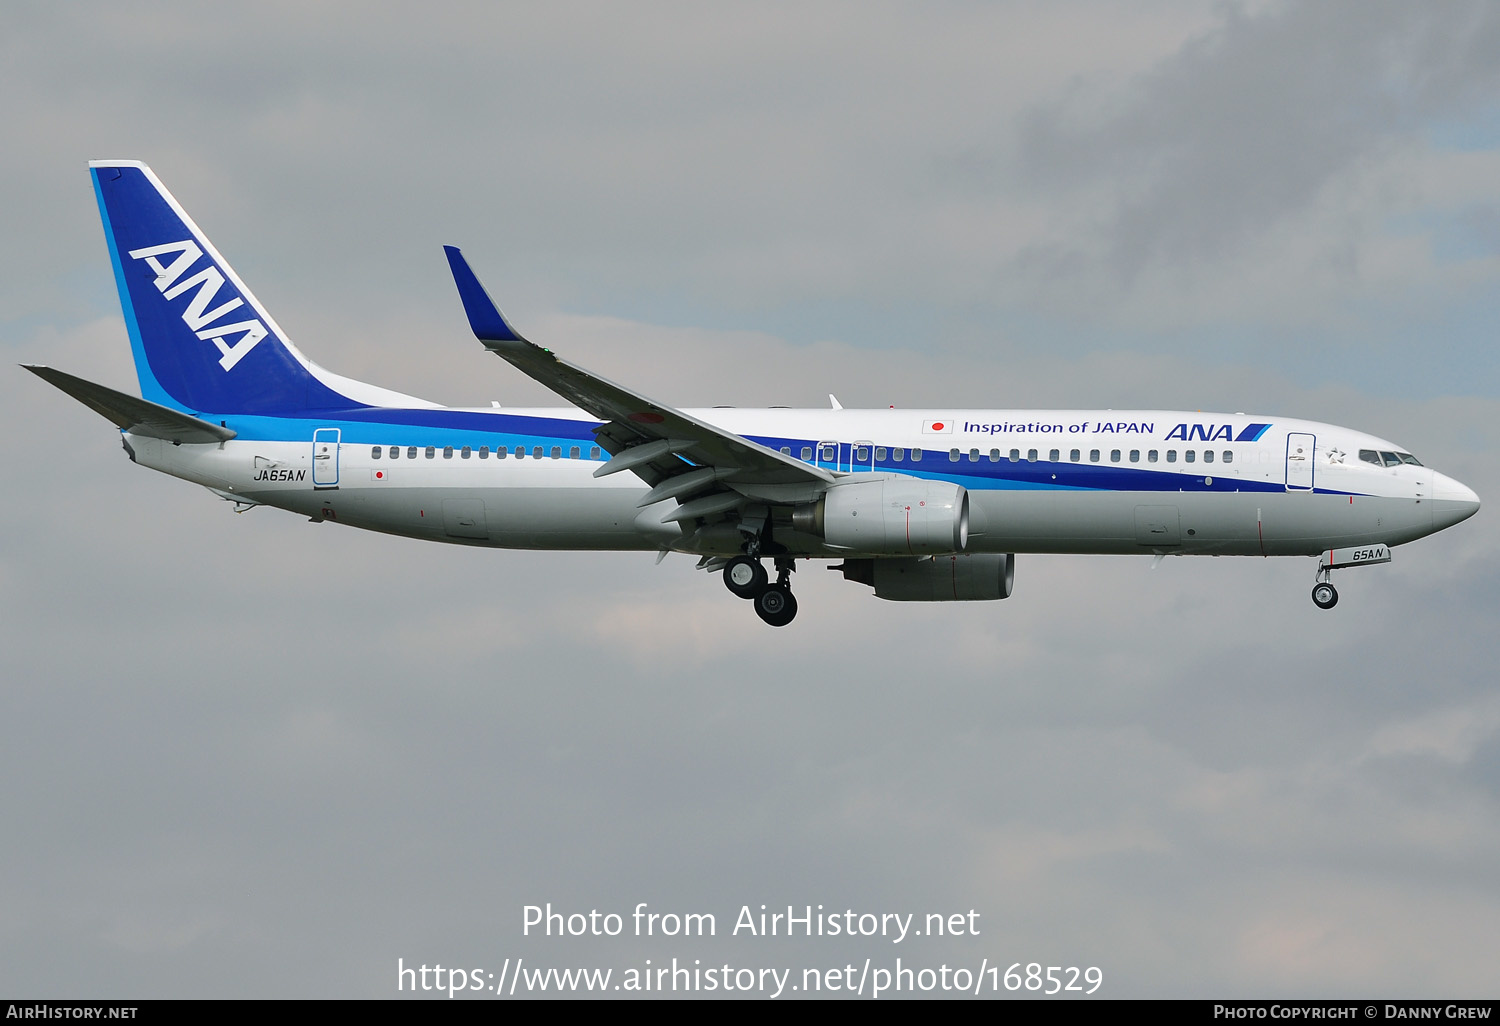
[24,365,237,443]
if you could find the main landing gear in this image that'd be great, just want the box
[723,555,799,627]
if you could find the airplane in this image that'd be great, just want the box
[25,161,1481,627]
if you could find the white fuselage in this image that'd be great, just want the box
[122,406,1478,559]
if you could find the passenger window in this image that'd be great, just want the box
[1009,449,1020,462]
[1129,449,1140,463]
[1110,450,1120,463]
[443,446,453,459]
[893,448,905,462]
[590,446,601,459]
[1148,449,1158,463]
[1089,449,1100,463]
[515,446,525,459]
[497,446,507,459]
[1070,449,1080,462]
[426,446,436,459]
[461,446,472,459]
[949,449,960,462]
[550,446,561,459]
[533,446,544,459]
[821,445,836,461]
[801,446,813,460]
[1222,450,1232,464]
[1359,450,1382,466]
[371,446,382,459]
[875,447,887,461]
[1203,450,1214,464]
[1049,449,1060,462]
[1185,450,1196,463]
[1166,450,1177,463]
[857,446,871,461]
[570,446,580,459]
[969,448,980,462]
[912,448,923,462]
[779,446,791,455]
[479,446,489,459]
[989,449,1000,462]
[1027,449,1038,462]
[407,446,418,460]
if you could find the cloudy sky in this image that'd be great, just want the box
[3,0,1499,999]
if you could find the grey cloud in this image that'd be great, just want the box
[1018,1,1500,275]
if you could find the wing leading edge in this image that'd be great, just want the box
[443,247,835,507]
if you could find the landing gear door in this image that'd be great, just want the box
[1285,432,1315,491]
[313,428,341,489]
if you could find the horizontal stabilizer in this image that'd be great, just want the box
[23,365,237,442]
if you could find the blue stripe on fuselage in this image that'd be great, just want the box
[211,409,1361,497]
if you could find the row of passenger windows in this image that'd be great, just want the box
[372,445,603,461]
[373,441,1240,467]
[1359,449,1423,468]
[775,444,1236,466]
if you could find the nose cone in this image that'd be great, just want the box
[1432,472,1481,531]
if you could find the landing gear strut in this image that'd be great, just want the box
[1311,560,1339,609]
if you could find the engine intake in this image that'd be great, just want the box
[793,478,968,554]
[836,554,1015,601]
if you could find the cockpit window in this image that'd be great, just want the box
[1362,449,1420,468]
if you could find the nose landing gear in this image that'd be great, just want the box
[1309,543,1391,609]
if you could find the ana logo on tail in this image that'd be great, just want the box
[127,240,267,371]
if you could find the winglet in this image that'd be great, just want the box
[443,246,528,344]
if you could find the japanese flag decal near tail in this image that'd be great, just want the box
[89,161,429,416]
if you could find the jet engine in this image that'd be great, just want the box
[792,478,968,555]
[835,553,1015,601]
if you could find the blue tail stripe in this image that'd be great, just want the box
[92,169,175,409]
[91,164,363,416]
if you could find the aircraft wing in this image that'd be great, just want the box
[444,247,835,496]
[24,365,237,443]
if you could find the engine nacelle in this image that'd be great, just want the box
[836,554,1015,601]
[793,478,968,555]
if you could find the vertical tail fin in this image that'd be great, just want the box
[90,161,424,415]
